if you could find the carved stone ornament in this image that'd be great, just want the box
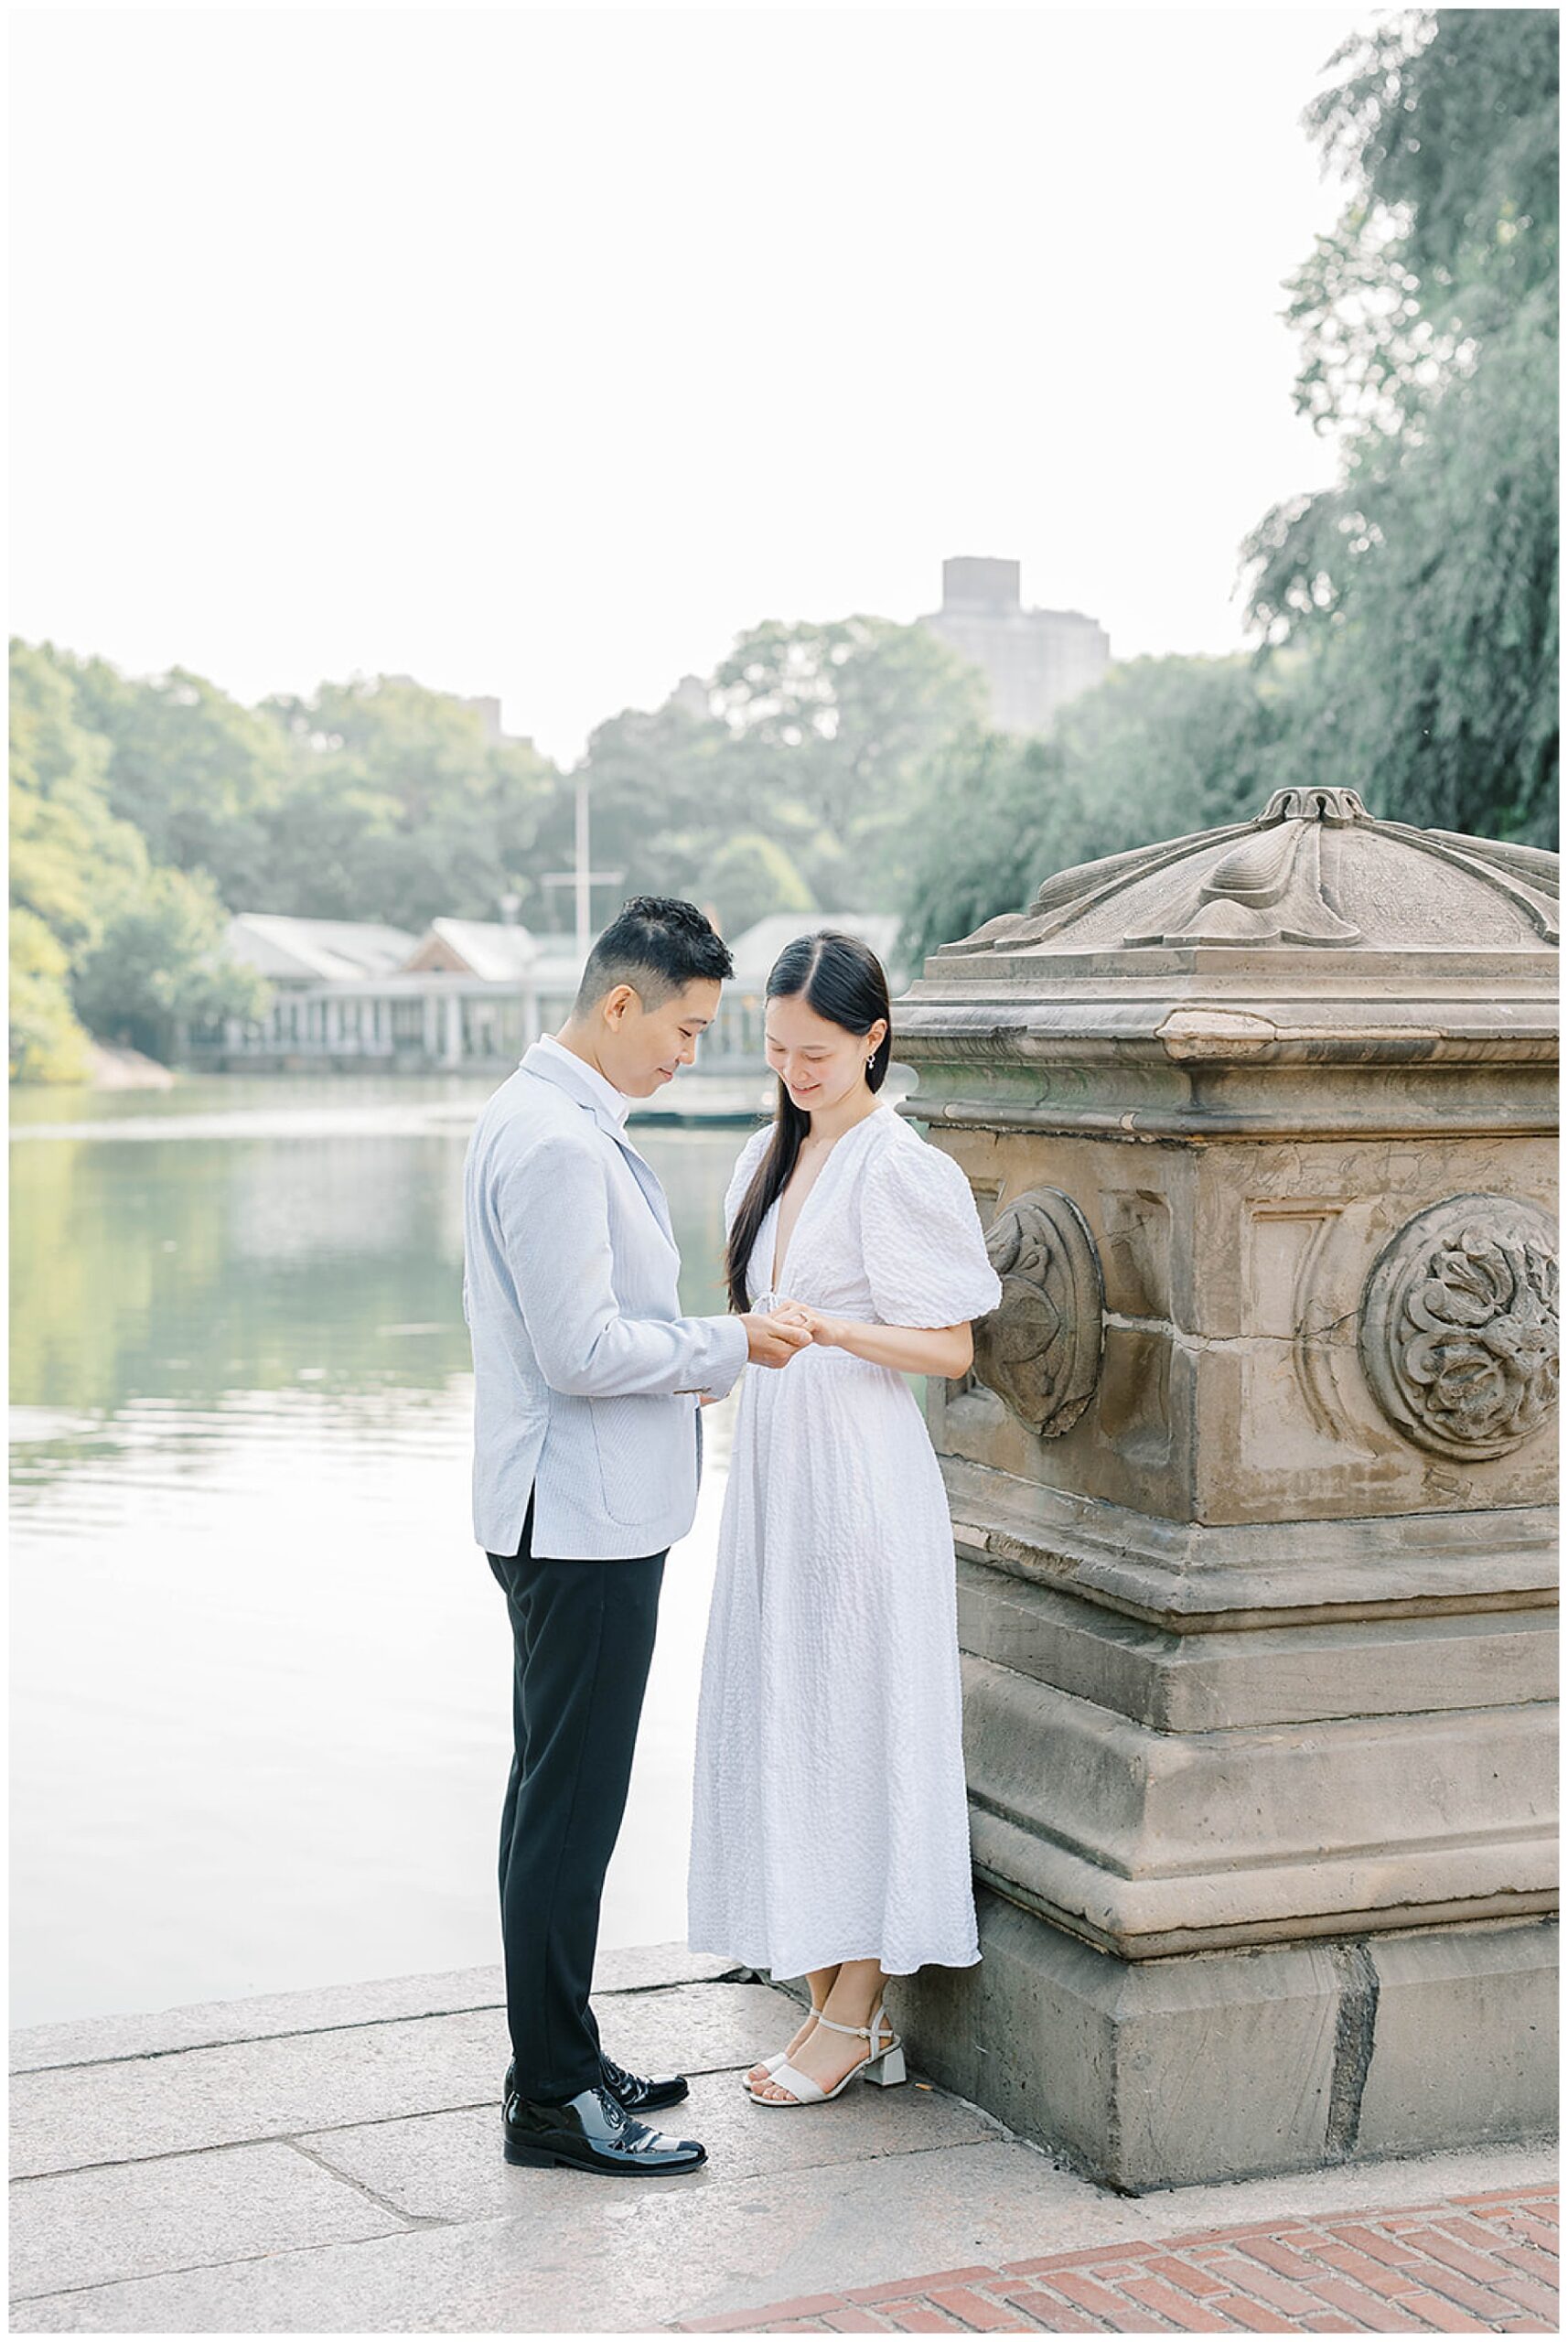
[1122,805,1364,948]
[971,1187,1104,1437]
[932,784,1559,960]
[1359,1195,1559,1460]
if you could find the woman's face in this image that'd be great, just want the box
[764,991,887,1115]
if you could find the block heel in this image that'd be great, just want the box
[864,2041,907,2087]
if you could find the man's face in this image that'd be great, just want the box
[597,977,722,1096]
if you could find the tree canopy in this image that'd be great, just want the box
[258,677,558,929]
[556,617,983,939]
[1243,8,1558,842]
[9,641,266,1080]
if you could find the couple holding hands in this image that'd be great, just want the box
[463,897,1001,2177]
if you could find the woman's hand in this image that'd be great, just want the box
[771,1298,842,1348]
[772,1301,974,1380]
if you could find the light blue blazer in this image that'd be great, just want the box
[463,1041,750,1560]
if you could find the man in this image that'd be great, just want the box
[462,896,810,2177]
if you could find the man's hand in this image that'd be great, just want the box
[740,1311,813,1369]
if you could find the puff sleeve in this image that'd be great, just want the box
[859,1133,1004,1327]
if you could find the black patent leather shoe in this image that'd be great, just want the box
[502,2081,705,2175]
[599,2052,690,2113]
[504,2056,690,2115]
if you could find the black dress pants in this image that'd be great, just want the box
[487,1488,667,2103]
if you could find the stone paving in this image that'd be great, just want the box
[9,1950,1556,2333]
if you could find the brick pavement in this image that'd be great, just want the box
[672,2186,1558,2335]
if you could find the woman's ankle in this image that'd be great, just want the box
[804,1963,842,2011]
[822,1973,887,2035]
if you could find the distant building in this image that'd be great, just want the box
[919,556,1109,735]
[195,915,580,1071]
[724,912,904,991]
[225,915,419,984]
[185,908,905,1075]
[402,919,541,982]
[667,674,713,722]
[462,694,508,743]
[380,678,532,749]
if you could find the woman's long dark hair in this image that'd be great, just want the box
[725,929,893,1314]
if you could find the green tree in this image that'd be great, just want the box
[10,908,91,1085]
[260,676,559,928]
[561,686,824,934]
[71,865,267,1060]
[10,640,267,1076]
[697,831,816,940]
[899,656,1303,966]
[68,654,297,903]
[897,730,1057,970]
[559,693,741,916]
[1244,9,1558,842]
[714,617,987,908]
[10,639,146,1081]
[714,617,984,814]
[1287,9,1556,435]
[564,627,980,937]
[10,640,145,948]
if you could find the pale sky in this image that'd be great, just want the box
[11,5,1370,765]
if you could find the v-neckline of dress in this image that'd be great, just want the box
[766,1105,888,1296]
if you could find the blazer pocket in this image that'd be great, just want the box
[590,1391,688,1526]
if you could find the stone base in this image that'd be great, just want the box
[885,1889,1557,2193]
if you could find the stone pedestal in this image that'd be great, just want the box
[886,789,1558,2190]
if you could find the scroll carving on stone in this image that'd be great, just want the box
[1122,801,1363,949]
[971,1187,1104,1437]
[1359,1195,1559,1459]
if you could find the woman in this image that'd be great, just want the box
[687,930,1003,2107]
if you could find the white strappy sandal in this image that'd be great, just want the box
[744,2007,824,2091]
[744,2006,907,2105]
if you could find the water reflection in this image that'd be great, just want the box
[10,1080,757,2027]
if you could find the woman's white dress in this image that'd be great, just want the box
[686,1101,1004,1980]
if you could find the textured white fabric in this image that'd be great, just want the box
[687,1102,1004,1979]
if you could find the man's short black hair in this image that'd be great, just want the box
[575,897,734,1015]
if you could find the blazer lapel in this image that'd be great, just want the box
[521,1045,676,1246]
[607,1125,676,1245]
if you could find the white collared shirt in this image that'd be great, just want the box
[534,1030,632,1127]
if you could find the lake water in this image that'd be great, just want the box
[9,1075,762,2030]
